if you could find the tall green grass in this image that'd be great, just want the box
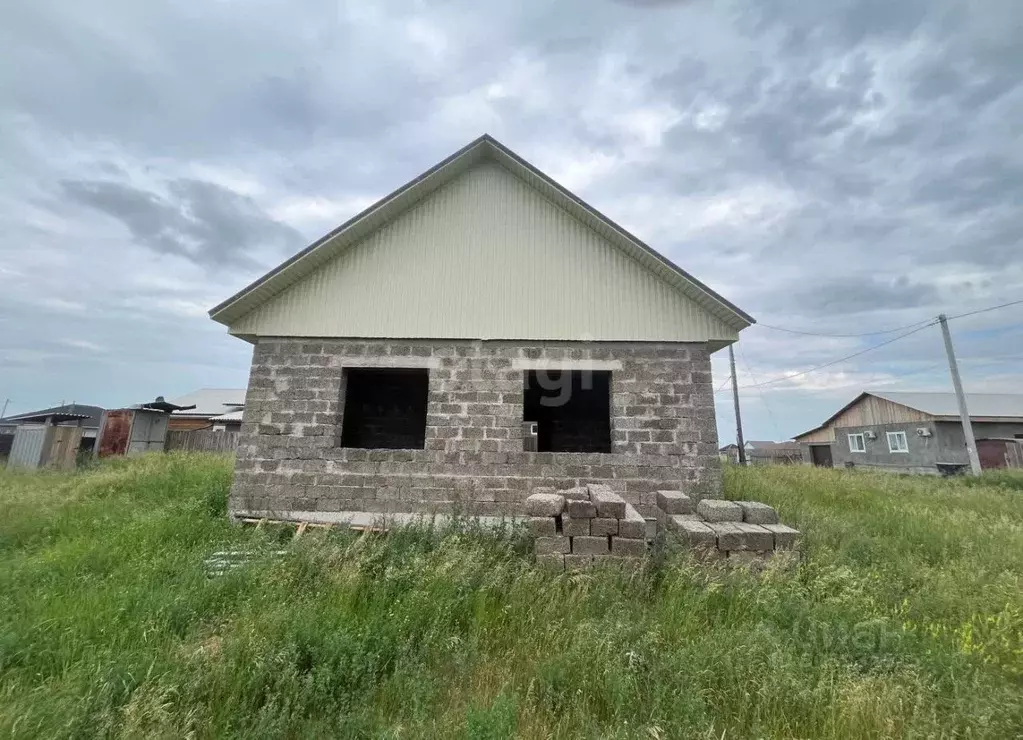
[0,455,1020,738]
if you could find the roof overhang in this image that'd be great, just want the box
[209,135,755,335]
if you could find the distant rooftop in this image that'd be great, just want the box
[0,403,105,428]
[869,391,1023,420]
[167,389,246,417]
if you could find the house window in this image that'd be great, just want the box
[887,431,909,453]
[340,368,429,449]
[848,433,866,453]
[523,370,611,453]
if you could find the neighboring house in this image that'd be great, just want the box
[719,443,740,462]
[0,403,105,457]
[795,391,1023,474]
[209,409,244,432]
[719,440,801,465]
[209,134,754,520]
[745,440,802,465]
[166,389,246,431]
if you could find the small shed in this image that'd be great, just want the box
[96,397,197,457]
[5,408,93,470]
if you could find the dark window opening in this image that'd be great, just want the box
[340,368,429,449]
[523,370,611,453]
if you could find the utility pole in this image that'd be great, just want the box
[938,314,982,476]
[729,344,747,465]
[0,399,8,419]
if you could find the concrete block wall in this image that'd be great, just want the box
[228,338,720,519]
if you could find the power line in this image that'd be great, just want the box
[738,342,784,440]
[944,298,1023,322]
[754,318,934,338]
[734,321,938,390]
[756,296,1022,338]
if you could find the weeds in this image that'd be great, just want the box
[0,456,1020,738]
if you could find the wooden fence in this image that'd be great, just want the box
[165,429,240,453]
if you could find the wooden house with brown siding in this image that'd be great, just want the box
[795,391,1023,474]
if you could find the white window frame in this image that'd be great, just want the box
[887,430,909,453]
[848,433,866,453]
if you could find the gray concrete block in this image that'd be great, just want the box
[562,514,589,537]
[562,486,590,501]
[564,554,592,571]
[656,490,694,515]
[763,523,802,549]
[572,535,610,555]
[536,553,565,572]
[527,517,557,536]
[619,504,646,539]
[611,536,647,556]
[696,499,743,522]
[708,522,773,551]
[590,517,619,536]
[566,499,597,519]
[591,488,627,519]
[671,517,717,547]
[535,536,571,555]
[736,501,779,525]
[526,493,565,517]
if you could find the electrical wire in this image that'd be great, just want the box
[712,297,1021,397]
[755,296,1022,338]
[753,318,935,338]
[734,321,939,390]
[944,298,1023,322]
[738,342,785,440]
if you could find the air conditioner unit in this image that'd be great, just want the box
[916,427,932,437]
[864,431,877,440]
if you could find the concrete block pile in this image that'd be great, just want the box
[655,490,801,567]
[526,484,648,572]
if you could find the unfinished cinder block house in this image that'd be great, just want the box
[210,135,754,520]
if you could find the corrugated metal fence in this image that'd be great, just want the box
[165,429,239,453]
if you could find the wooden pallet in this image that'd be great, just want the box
[238,517,387,538]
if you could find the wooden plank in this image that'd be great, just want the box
[165,429,240,453]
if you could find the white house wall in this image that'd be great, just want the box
[230,162,739,343]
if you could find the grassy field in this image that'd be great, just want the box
[0,455,1021,738]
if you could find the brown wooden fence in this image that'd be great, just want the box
[165,429,239,453]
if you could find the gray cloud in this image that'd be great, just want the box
[788,277,941,316]
[61,178,302,269]
[1,0,1021,442]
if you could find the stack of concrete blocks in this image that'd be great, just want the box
[656,491,801,567]
[526,483,648,571]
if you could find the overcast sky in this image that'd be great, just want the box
[2,0,1021,442]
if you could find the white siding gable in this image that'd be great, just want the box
[230,162,739,343]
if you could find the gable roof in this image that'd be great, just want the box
[209,134,753,340]
[795,390,1023,439]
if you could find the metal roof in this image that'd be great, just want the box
[167,389,246,417]
[744,440,800,450]
[795,390,1023,439]
[0,403,105,427]
[870,391,1023,420]
[209,134,754,332]
[209,409,244,422]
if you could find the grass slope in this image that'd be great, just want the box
[0,455,1021,738]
